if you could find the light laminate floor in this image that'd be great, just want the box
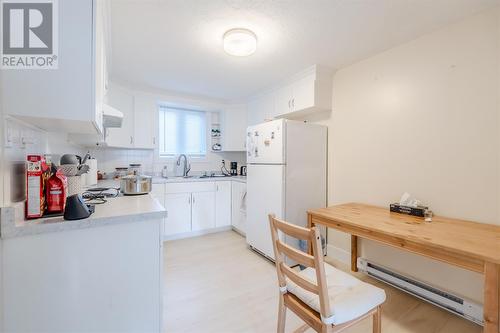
[163,231,481,333]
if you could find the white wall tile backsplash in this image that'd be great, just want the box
[3,117,86,206]
[89,147,246,177]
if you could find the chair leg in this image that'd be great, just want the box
[278,293,287,333]
[372,306,381,333]
[293,323,310,333]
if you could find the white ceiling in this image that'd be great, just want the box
[109,0,499,101]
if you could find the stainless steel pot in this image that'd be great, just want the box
[120,174,152,195]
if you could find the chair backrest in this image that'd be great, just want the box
[268,214,332,319]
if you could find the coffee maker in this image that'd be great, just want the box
[230,162,238,176]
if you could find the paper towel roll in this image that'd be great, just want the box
[85,158,98,186]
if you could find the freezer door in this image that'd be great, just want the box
[246,164,285,259]
[246,119,285,164]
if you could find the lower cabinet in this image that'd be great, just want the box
[191,191,216,231]
[153,181,236,239]
[164,193,192,236]
[215,181,232,227]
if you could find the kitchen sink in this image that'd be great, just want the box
[197,174,231,179]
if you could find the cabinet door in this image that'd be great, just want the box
[291,74,315,112]
[274,85,293,118]
[221,106,247,152]
[2,0,96,134]
[94,0,107,134]
[104,87,135,148]
[191,192,216,231]
[164,193,192,236]
[133,95,156,149]
[215,182,232,227]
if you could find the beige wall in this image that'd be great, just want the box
[307,8,499,303]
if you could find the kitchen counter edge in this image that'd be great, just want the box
[0,195,167,239]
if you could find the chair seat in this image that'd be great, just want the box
[286,264,386,325]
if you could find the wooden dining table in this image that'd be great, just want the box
[307,203,500,333]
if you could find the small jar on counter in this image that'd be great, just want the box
[128,163,142,175]
[114,167,128,179]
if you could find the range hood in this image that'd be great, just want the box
[68,103,124,147]
[102,103,123,128]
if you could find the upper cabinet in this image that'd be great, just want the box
[2,0,107,135]
[220,105,247,152]
[104,86,135,148]
[133,95,156,149]
[247,65,333,125]
[104,89,156,149]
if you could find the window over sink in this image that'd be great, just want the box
[158,106,207,158]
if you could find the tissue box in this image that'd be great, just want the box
[390,203,428,217]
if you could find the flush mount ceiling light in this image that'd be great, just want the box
[223,28,257,57]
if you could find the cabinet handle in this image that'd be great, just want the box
[192,196,195,204]
[130,136,133,144]
[216,184,219,191]
[292,99,295,109]
[188,196,191,204]
[153,137,156,145]
[288,100,291,109]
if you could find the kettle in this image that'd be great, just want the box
[240,166,247,176]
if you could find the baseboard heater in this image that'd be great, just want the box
[357,258,483,326]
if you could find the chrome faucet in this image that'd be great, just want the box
[176,154,191,177]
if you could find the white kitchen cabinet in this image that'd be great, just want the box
[273,67,333,118]
[104,91,156,149]
[247,65,333,124]
[273,85,294,119]
[158,180,238,239]
[133,95,156,149]
[164,193,192,236]
[104,87,135,148]
[2,218,163,332]
[290,74,316,112]
[215,181,232,227]
[94,0,108,131]
[221,105,247,151]
[191,192,216,231]
[247,93,275,126]
[2,0,103,135]
[231,181,247,234]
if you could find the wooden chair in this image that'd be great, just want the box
[269,214,386,333]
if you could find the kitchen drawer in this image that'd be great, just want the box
[150,183,166,197]
[165,182,215,194]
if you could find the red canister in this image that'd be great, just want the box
[46,168,67,214]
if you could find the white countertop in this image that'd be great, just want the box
[98,175,246,188]
[0,175,245,239]
[0,194,167,239]
[151,175,247,184]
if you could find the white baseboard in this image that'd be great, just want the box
[163,226,232,241]
[326,244,351,265]
[231,226,246,237]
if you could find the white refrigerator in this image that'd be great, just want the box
[246,119,327,259]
